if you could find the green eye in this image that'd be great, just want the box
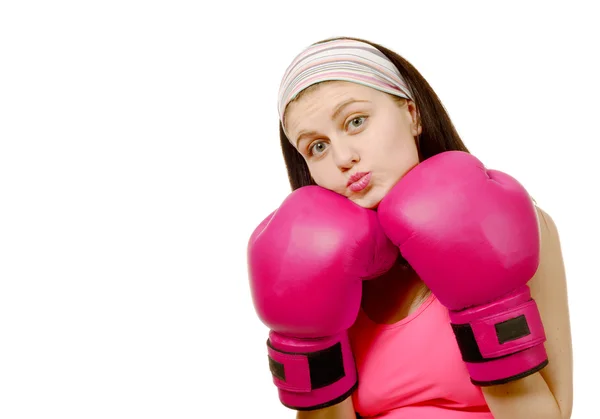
[347,116,366,130]
[309,141,327,155]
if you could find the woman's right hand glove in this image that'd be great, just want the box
[247,185,398,411]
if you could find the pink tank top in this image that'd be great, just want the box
[348,293,494,419]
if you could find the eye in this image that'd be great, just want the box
[308,140,328,156]
[346,116,366,131]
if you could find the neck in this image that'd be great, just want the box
[361,258,430,324]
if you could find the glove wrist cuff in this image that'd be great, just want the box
[448,285,548,386]
[266,331,357,411]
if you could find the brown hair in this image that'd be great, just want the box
[279,36,470,191]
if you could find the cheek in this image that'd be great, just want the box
[306,160,341,189]
[372,132,420,184]
[377,134,418,167]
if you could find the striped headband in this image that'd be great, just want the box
[277,38,414,131]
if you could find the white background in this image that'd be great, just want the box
[1,1,597,418]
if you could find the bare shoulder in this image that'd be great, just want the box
[535,206,558,237]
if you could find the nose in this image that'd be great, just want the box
[331,140,359,171]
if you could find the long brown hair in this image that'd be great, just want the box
[279,36,470,191]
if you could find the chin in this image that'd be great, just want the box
[349,192,384,210]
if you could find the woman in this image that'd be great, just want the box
[248,37,573,418]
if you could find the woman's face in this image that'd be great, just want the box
[284,81,422,209]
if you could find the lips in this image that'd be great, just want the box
[347,171,372,192]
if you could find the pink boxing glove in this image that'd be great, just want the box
[248,185,398,410]
[378,151,547,386]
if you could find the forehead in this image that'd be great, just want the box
[284,81,378,131]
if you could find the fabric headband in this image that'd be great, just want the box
[277,38,414,134]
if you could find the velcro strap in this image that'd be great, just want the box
[451,299,546,362]
[266,340,345,393]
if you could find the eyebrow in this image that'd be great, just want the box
[294,99,370,147]
[331,98,369,121]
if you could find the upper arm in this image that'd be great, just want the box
[481,206,573,419]
[296,397,356,419]
[528,207,573,416]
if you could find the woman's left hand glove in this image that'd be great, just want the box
[377,150,548,386]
